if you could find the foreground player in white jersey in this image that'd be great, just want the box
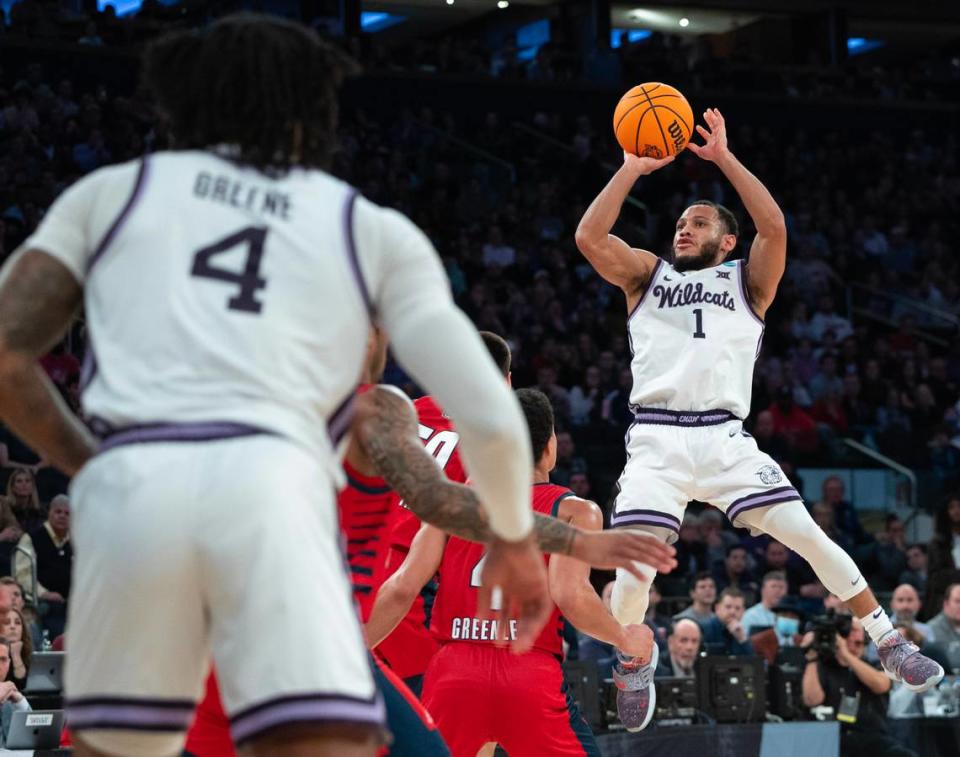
[0,15,553,757]
[575,108,943,730]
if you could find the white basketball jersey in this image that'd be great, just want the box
[24,150,450,484]
[627,258,763,419]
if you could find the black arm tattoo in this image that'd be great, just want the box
[0,251,98,474]
[357,387,578,555]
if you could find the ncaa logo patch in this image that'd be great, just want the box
[757,465,782,485]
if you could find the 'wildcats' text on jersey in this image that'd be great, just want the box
[627,259,763,419]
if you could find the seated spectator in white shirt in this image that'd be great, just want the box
[14,496,72,638]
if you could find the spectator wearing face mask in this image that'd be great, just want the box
[771,596,805,647]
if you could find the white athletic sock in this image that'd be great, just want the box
[861,606,897,646]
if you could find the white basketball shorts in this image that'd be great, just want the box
[65,426,383,756]
[611,408,802,543]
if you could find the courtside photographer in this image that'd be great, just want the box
[802,613,915,757]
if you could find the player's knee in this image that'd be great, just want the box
[751,501,825,558]
[611,567,655,626]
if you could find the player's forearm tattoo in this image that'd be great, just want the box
[360,388,578,554]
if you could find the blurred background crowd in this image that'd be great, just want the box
[0,0,958,752]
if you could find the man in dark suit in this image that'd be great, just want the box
[655,619,702,679]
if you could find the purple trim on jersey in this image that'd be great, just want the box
[737,260,765,326]
[627,258,663,322]
[99,421,271,453]
[328,390,357,446]
[630,406,739,427]
[611,508,681,532]
[86,156,151,274]
[726,485,801,523]
[230,691,386,744]
[68,696,195,732]
[79,335,97,394]
[343,191,374,318]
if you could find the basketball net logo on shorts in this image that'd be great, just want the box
[757,465,783,485]
[651,281,736,311]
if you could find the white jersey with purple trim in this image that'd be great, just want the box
[627,258,763,419]
[21,150,451,485]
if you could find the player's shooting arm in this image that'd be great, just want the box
[355,387,676,575]
[0,251,98,475]
[689,109,786,316]
[365,523,446,648]
[574,155,670,299]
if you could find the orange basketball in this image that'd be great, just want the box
[613,82,694,159]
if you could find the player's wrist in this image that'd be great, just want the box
[713,150,736,170]
[619,161,646,180]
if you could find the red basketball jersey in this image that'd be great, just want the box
[185,671,235,757]
[378,395,464,678]
[430,483,574,657]
[338,458,397,622]
[390,395,467,550]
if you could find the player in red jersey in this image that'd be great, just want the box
[376,331,509,694]
[186,332,675,756]
[367,388,657,756]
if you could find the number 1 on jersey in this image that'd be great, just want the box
[693,308,706,339]
[470,555,503,611]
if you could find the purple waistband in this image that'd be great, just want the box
[631,406,739,427]
[98,421,273,453]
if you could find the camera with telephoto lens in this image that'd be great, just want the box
[807,609,853,661]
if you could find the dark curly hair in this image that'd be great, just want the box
[515,388,554,464]
[142,13,359,172]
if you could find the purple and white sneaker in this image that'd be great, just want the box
[612,643,659,732]
[878,633,944,693]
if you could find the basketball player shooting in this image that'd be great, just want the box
[575,108,943,732]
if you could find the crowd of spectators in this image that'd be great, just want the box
[0,6,958,749]
[4,1,960,105]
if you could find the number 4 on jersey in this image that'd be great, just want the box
[191,226,269,313]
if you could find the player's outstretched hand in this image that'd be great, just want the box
[619,623,655,662]
[687,107,730,162]
[572,529,677,576]
[622,151,674,177]
[479,533,551,655]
